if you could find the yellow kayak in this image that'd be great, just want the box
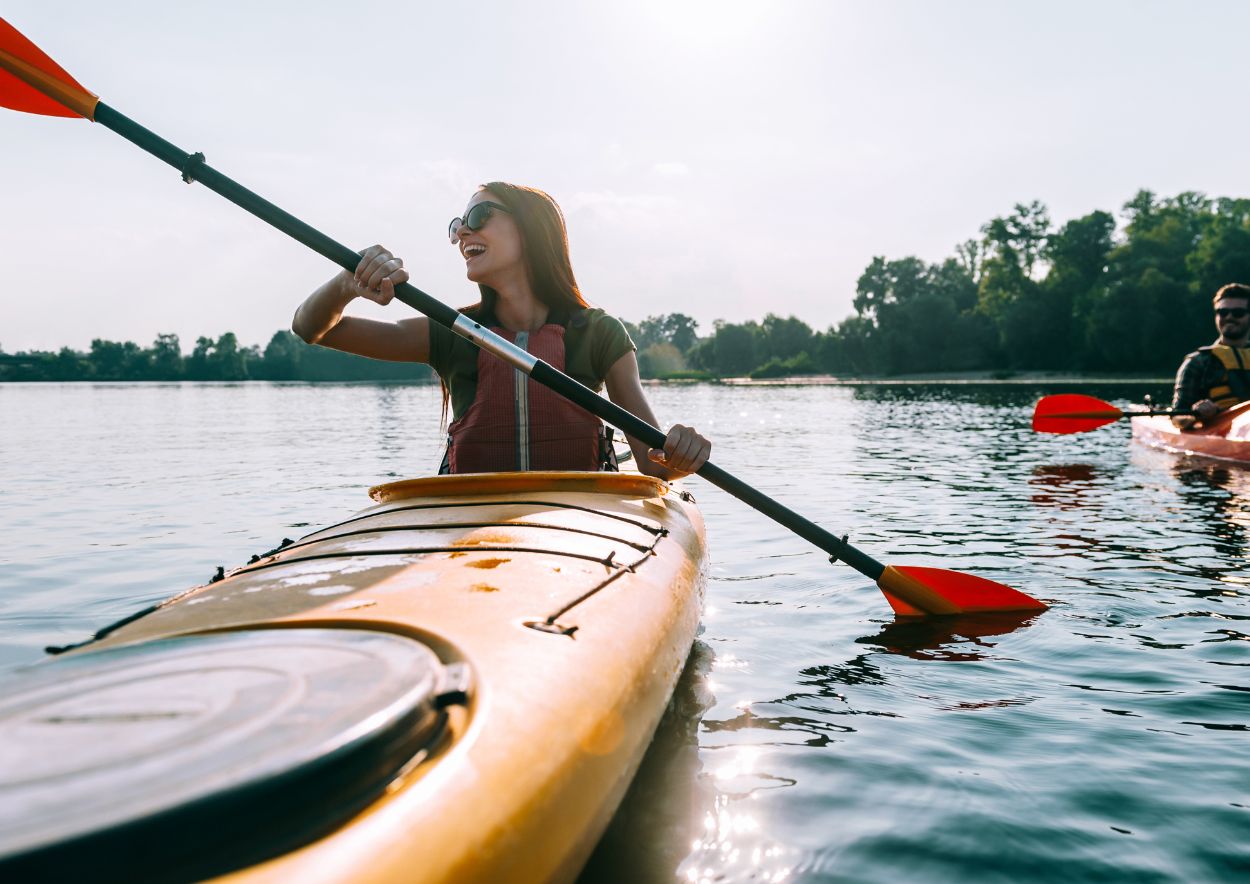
[0,472,706,883]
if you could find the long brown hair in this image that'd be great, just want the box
[441,183,591,424]
[466,182,590,318]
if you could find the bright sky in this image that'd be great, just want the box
[3,0,1249,353]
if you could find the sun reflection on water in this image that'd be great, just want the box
[713,745,762,782]
[681,793,791,883]
[675,745,794,883]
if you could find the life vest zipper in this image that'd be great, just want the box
[515,331,530,471]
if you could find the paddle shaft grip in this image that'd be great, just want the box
[92,102,886,583]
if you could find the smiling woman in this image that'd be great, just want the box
[291,182,712,479]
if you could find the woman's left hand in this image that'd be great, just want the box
[648,424,711,477]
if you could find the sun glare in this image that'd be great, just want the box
[637,0,770,46]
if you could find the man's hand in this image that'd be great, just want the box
[1175,399,1219,428]
[1193,399,1220,421]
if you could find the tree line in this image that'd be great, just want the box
[5,189,1247,382]
[0,331,433,382]
[626,189,1250,378]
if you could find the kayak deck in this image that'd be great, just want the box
[0,472,707,883]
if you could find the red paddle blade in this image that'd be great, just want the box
[877,565,1048,617]
[1032,393,1123,434]
[0,18,97,119]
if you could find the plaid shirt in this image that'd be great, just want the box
[1171,342,1248,411]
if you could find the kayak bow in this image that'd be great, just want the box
[0,473,707,883]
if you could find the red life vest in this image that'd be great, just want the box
[444,323,610,473]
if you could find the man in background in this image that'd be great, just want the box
[1171,283,1250,428]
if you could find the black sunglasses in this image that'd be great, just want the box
[448,201,510,243]
[1215,307,1249,319]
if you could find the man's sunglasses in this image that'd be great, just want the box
[448,201,510,243]
[1215,307,1249,319]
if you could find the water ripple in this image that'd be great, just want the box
[5,382,1249,882]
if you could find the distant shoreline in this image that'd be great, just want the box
[708,372,1172,386]
[1,373,1172,386]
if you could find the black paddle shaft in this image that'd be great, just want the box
[92,102,887,582]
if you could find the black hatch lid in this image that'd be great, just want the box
[0,627,466,883]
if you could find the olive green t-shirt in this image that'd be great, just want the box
[428,307,636,421]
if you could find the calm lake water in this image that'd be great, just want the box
[2,381,1248,882]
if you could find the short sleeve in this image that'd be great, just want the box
[427,320,454,378]
[588,311,637,380]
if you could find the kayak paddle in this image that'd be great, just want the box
[0,17,1047,617]
[1032,394,1187,435]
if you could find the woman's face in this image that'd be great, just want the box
[454,191,524,286]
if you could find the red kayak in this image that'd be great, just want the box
[1132,401,1250,464]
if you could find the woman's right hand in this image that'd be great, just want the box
[349,244,409,305]
[293,244,417,348]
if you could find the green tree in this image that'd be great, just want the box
[709,321,758,376]
[758,314,814,363]
[750,350,819,379]
[927,258,979,313]
[1188,197,1250,301]
[976,203,1051,312]
[630,314,700,355]
[685,337,716,372]
[637,342,686,378]
[659,313,699,354]
[854,256,929,319]
[261,330,304,380]
[209,332,248,381]
[186,336,215,380]
[820,316,879,374]
[88,339,148,380]
[1088,191,1211,370]
[849,255,985,374]
[150,333,183,380]
[1043,210,1116,367]
[52,347,87,380]
[954,239,984,284]
[976,202,1054,367]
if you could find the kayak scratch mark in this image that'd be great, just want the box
[36,711,196,723]
[276,574,339,588]
[472,583,500,593]
[453,532,515,546]
[468,557,510,570]
[448,551,468,558]
[326,599,377,611]
[307,584,356,596]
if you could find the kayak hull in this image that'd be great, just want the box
[15,472,707,884]
[1132,401,1250,465]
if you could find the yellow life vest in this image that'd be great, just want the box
[1204,345,1250,408]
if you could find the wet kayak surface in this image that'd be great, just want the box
[3,380,1247,882]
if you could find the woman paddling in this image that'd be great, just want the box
[293,182,711,478]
